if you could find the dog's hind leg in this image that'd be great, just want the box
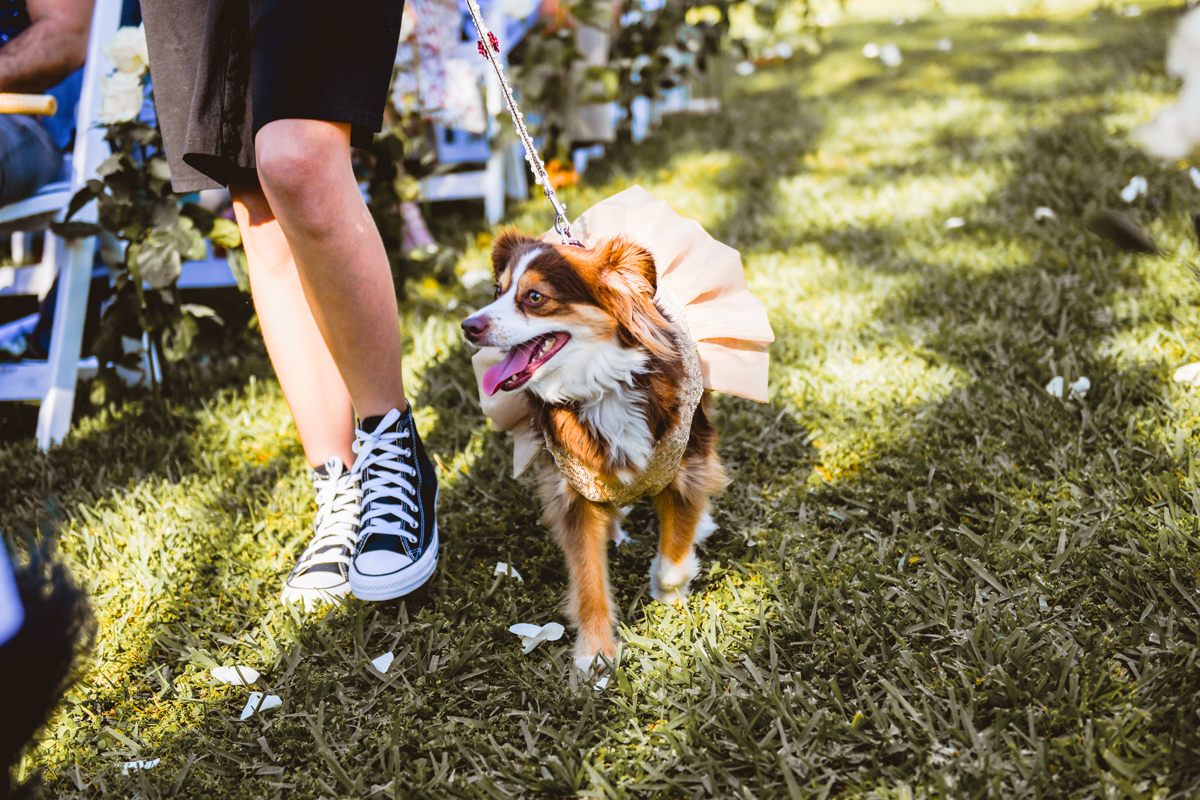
[538,463,619,671]
[650,451,725,604]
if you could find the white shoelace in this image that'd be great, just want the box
[352,409,420,545]
[294,458,361,574]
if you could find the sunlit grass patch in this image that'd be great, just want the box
[8,0,1200,796]
[990,54,1075,94]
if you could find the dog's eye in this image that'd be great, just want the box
[493,284,501,299]
[526,290,545,305]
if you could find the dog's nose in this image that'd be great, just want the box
[462,315,490,342]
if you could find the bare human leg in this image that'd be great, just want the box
[228,172,367,609]
[251,118,440,603]
[229,176,355,468]
[252,118,407,421]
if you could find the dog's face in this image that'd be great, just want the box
[462,232,675,403]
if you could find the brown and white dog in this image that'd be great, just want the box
[462,230,727,670]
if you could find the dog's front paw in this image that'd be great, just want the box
[649,550,700,604]
[573,640,617,676]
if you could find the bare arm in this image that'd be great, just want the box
[0,0,94,93]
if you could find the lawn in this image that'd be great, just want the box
[7,0,1200,797]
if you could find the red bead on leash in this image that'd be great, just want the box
[477,33,500,57]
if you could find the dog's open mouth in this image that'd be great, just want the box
[481,332,571,395]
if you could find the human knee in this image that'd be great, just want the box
[254,120,348,203]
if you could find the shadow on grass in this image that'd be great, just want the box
[727,44,1200,796]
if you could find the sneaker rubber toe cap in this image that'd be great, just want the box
[352,549,416,577]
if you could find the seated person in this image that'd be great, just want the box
[0,0,93,205]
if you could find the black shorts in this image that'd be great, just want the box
[141,0,404,192]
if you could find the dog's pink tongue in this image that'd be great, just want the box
[482,343,535,396]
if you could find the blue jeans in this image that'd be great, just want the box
[0,115,63,206]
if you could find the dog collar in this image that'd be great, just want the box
[546,290,705,507]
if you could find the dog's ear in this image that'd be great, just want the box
[491,229,536,279]
[594,237,676,359]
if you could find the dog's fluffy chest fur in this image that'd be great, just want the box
[529,340,654,473]
[531,341,660,478]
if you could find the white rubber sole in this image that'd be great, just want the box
[348,526,439,601]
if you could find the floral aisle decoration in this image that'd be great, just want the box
[509,0,735,159]
[55,24,247,401]
[612,0,724,111]
[359,0,486,297]
[507,0,616,160]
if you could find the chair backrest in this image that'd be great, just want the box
[68,0,123,205]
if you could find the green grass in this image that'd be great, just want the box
[8,1,1200,796]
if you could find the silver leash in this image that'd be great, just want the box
[462,0,583,246]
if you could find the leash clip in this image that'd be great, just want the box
[555,214,583,247]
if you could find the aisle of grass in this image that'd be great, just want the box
[7,1,1200,797]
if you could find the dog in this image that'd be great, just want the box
[462,230,727,669]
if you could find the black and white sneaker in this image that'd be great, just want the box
[348,407,439,600]
[280,457,361,611]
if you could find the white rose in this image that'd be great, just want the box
[98,71,144,123]
[398,11,415,42]
[102,24,149,75]
[499,0,536,19]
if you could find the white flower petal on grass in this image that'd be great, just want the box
[509,622,565,654]
[862,42,880,59]
[1120,176,1148,203]
[880,44,902,67]
[121,759,160,775]
[1045,376,1089,400]
[494,562,524,582]
[211,666,260,685]
[1024,32,1040,46]
[371,652,395,673]
[1174,362,1200,385]
[593,676,610,691]
[1034,206,1057,221]
[945,217,966,229]
[937,38,952,51]
[239,692,282,721]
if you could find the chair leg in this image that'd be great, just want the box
[36,232,94,450]
[484,151,504,226]
[505,143,528,200]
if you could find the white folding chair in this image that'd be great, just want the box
[419,0,529,225]
[0,0,121,449]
